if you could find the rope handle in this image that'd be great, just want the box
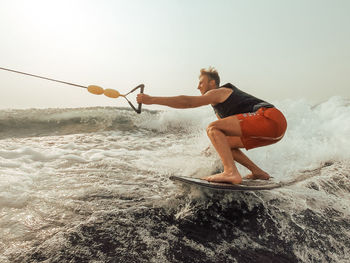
[123,84,144,114]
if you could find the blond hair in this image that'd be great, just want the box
[200,67,220,87]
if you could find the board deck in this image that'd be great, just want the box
[169,175,282,191]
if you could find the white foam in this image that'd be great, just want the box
[0,147,59,161]
[136,107,215,132]
[263,96,350,176]
[60,154,88,163]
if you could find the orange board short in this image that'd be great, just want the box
[235,107,287,150]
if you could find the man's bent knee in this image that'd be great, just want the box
[206,125,219,138]
[207,118,242,137]
[207,121,222,133]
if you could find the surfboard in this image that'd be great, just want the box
[169,175,282,191]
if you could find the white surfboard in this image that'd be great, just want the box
[170,175,282,191]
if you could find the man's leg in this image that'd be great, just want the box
[231,149,270,180]
[203,116,243,184]
[226,137,270,180]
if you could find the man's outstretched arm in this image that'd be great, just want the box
[137,89,230,109]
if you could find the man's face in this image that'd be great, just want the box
[198,75,211,95]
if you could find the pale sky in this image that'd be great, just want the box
[0,0,349,109]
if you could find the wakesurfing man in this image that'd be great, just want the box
[137,67,287,184]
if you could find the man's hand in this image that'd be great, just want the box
[137,94,153,105]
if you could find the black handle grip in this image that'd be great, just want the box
[137,84,144,114]
[123,84,145,114]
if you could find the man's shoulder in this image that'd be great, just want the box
[220,83,238,89]
[206,87,231,95]
[205,86,233,104]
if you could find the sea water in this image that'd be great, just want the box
[0,96,349,263]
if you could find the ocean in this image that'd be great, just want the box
[0,96,349,263]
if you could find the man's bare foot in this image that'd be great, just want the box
[201,171,242,184]
[244,171,270,180]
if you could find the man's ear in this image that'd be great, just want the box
[209,79,216,88]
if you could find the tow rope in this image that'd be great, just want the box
[0,66,145,114]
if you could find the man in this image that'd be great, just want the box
[137,67,287,184]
